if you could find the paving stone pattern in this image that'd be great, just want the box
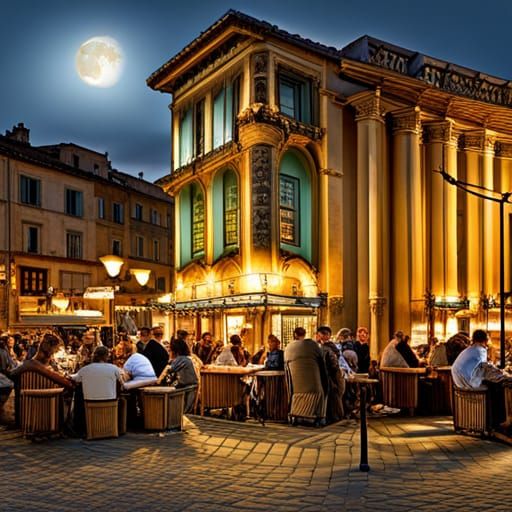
[1,415,511,511]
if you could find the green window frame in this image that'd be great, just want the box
[191,185,205,256]
[223,172,238,247]
[278,69,312,124]
[279,174,300,246]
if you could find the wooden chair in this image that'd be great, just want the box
[84,400,120,440]
[20,388,64,437]
[141,386,196,431]
[379,367,426,415]
[452,386,491,436]
[254,370,289,422]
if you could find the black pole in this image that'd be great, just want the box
[359,383,370,472]
[500,199,506,369]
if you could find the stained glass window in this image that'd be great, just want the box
[192,186,205,255]
[223,172,238,247]
[280,175,299,245]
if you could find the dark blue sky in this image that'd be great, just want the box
[1,0,511,182]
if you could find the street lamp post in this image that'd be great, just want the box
[435,169,511,368]
[99,255,152,339]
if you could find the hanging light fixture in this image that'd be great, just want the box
[100,255,124,278]
[131,268,151,287]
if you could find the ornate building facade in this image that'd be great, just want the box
[149,10,512,355]
[0,124,173,336]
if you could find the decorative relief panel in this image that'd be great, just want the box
[251,145,272,249]
[252,52,268,104]
[495,142,512,158]
[328,296,344,315]
[459,131,496,153]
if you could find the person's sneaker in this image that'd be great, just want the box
[381,406,401,414]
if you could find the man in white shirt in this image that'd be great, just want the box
[451,329,512,390]
[72,346,123,400]
[122,349,157,390]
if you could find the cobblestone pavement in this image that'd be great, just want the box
[1,415,512,511]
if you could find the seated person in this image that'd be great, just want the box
[72,346,123,400]
[451,329,512,390]
[113,335,135,368]
[10,333,73,388]
[263,335,284,370]
[380,331,409,368]
[10,333,74,427]
[395,335,420,368]
[193,332,215,365]
[160,338,198,413]
[122,348,157,390]
[215,335,250,366]
[75,329,101,371]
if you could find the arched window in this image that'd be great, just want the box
[179,182,205,268]
[223,171,238,247]
[212,169,239,259]
[191,184,205,256]
[279,151,312,262]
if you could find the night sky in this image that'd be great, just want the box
[1,0,511,182]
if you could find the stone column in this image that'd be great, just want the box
[423,121,459,300]
[481,133,498,296]
[351,89,389,356]
[460,131,484,304]
[495,142,512,292]
[390,107,422,334]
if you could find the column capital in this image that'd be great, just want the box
[350,90,386,123]
[391,107,421,134]
[460,130,496,154]
[369,296,386,316]
[422,120,459,145]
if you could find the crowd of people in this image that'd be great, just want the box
[2,321,512,432]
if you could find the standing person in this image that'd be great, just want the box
[285,327,329,425]
[139,326,169,378]
[136,327,152,354]
[193,332,214,364]
[355,326,371,374]
[316,326,345,423]
[151,326,169,352]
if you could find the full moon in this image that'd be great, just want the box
[75,36,123,88]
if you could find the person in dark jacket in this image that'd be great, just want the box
[355,326,371,374]
[263,335,284,370]
[395,335,420,368]
[139,326,169,378]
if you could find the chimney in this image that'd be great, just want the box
[138,171,144,180]
[5,123,30,144]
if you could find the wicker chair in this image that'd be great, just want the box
[84,399,119,440]
[452,386,491,436]
[20,387,64,437]
[16,370,63,432]
[379,367,426,415]
[141,385,196,431]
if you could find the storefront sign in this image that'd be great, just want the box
[84,286,115,299]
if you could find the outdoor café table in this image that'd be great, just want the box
[254,370,288,422]
[200,365,259,416]
[348,374,379,472]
